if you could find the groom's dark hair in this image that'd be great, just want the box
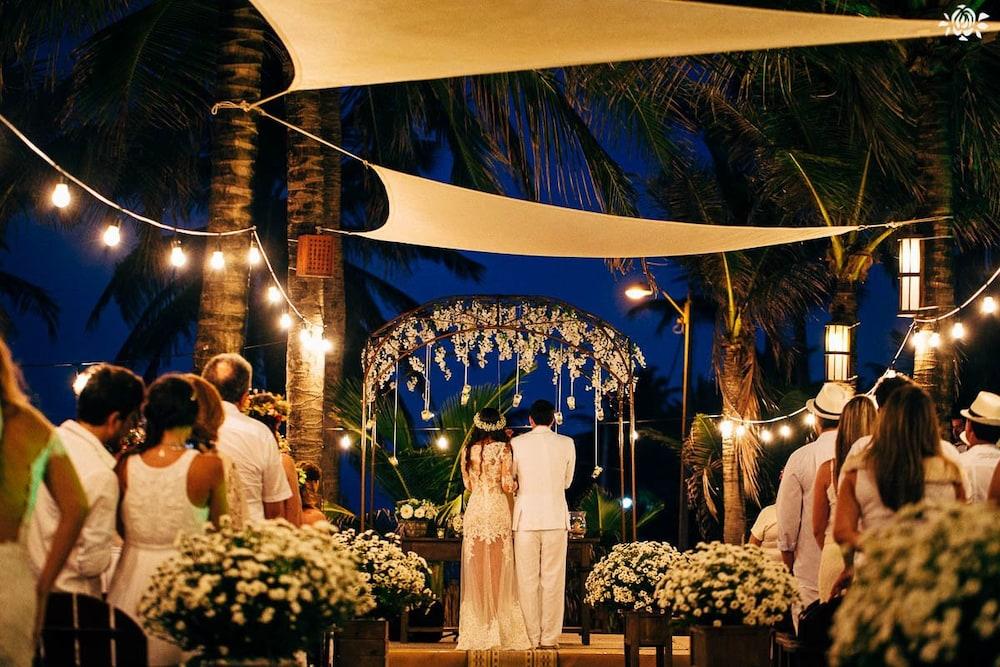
[529,399,556,426]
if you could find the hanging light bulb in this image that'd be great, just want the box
[72,370,91,395]
[621,496,634,510]
[169,240,187,268]
[759,428,773,443]
[210,249,225,271]
[247,242,261,266]
[511,393,523,408]
[928,332,942,349]
[554,411,564,426]
[911,329,929,350]
[388,455,399,467]
[102,221,121,247]
[779,424,792,439]
[421,409,435,422]
[982,296,997,315]
[631,430,639,442]
[735,424,747,437]
[339,434,352,450]
[804,412,817,427]
[435,435,449,450]
[51,181,71,208]
[719,419,734,439]
[278,313,292,330]
[566,395,576,411]
[320,337,333,354]
[951,322,966,340]
[267,286,282,304]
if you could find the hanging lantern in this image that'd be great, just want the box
[296,234,335,278]
[824,323,853,383]
[898,237,922,315]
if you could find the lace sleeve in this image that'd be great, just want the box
[500,445,516,494]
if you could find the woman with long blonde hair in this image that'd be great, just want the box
[0,338,87,665]
[811,394,876,601]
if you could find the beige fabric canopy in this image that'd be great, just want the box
[351,165,857,258]
[251,0,968,93]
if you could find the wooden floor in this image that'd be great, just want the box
[389,633,691,667]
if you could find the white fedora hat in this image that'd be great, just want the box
[805,383,855,421]
[961,391,1000,426]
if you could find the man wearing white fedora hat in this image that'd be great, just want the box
[959,392,1000,503]
[776,382,854,616]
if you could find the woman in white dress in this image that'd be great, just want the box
[0,338,87,666]
[108,375,227,666]
[811,395,876,601]
[456,408,530,651]
[833,384,965,594]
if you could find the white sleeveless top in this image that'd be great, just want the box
[121,449,208,549]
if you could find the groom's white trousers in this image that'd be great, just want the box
[514,529,567,647]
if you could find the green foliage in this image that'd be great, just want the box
[574,484,664,547]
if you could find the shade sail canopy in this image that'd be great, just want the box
[251,0,970,94]
[352,165,858,258]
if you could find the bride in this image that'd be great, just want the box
[456,408,530,650]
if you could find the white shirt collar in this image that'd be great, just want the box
[531,425,553,433]
[223,401,244,416]
[60,419,116,469]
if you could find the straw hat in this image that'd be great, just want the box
[805,383,854,421]
[960,391,1000,426]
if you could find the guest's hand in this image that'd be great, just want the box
[830,567,854,598]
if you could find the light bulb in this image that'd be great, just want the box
[102,222,121,247]
[982,296,997,315]
[210,249,225,270]
[951,322,966,340]
[621,496,634,510]
[631,430,639,442]
[735,424,747,437]
[421,409,434,422]
[435,435,449,450]
[247,243,261,265]
[719,419,734,439]
[51,182,71,208]
[554,411,564,425]
[759,428,773,443]
[278,313,292,329]
[804,413,817,427]
[339,434,351,450]
[72,371,91,395]
[320,338,333,354]
[298,326,312,346]
[169,243,187,268]
[928,332,942,348]
[779,424,792,439]
[911,330,929,350]
[267,286,281,304]
[624,283,654,301]
[388,455,399,467]
[511,393,523,408]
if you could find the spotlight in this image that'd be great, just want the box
[511,393,523,408]
[51,182,71,208]
[102,222,121,247]
[928,332,942,349]
[911,330,929,350]
[388,455,399,467]
[735,424,747,437]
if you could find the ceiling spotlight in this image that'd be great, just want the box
[51,181,71,208]
[102,222,121,247]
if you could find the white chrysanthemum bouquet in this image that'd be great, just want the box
[831,501,1000,667]
[655,542,798,627]
[395,498,438,521]
[585,541,681,614]
[329,529,436,617]
[139,519,373,661]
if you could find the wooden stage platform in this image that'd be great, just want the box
[389,634,691,667]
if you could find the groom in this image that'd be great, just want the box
[511,399,576,649]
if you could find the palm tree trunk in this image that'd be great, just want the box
[285,91,326,468]
[193,0,263,372]
[717,329,758,544]
[910,62,956,431]
[320,89,345,504]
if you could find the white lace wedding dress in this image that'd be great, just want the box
[456,440,531,651]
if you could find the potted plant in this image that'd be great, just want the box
[139,519,374,665]
[585,541,681,666]
[655,542,798,667]
[394,499,438,538]
[830,501,1000,666]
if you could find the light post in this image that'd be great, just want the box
[626,281,691,548]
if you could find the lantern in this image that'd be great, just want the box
[824,323,853,383]
[296,234,336,278]
[898,237,922,315]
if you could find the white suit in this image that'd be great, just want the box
[511,425,576,647]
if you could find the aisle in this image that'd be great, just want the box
[389,633,691,667]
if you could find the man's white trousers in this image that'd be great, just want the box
[513,529,567,647]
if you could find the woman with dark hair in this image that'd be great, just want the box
[833,384,965,593]
[0,338,87,666]
[108,374,227,666]
[244,391,302,526]
[298,462,326,526]
[456,408,530,650]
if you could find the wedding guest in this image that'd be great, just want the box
[958,392,1000,502]
[951,410,968,452]
[185,374,250,527]
[108,375,227,666]
[0,338,87,667]
[748,503,782,563]
[298,462,327,526]
[833,384,965,593]
[811,395,876,602]
[776,382,853,614]
[202,354,291,523]
[27,364,143,598]
[244,391,302,526]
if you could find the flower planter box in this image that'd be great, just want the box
[624,612,673,667]
[333,619,388,667]
[689,625,771,667]
[396,519,431,538]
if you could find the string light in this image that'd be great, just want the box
[388,455,399,467]
[759,428,773,443]
[927,331,942,349]
[621,496,634,510]
[72,371,91,395]
[435,435,449,450]
[339,434,352,450]
[210,248,225,271]
[51,181,70,208]
[982,296,997,315]
[779,424,792,439]
[735,424,747,438]
[278,313,292,329]
[951,322,966,340]
[804,412,817,427]
[912,329,929,350]
[719,419,734,439]
[267,286,281,304]
[169,240,187,268]
[102,221,121,247]
[247,242,261,265]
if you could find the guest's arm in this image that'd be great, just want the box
[564,440,576,489]
[280,453,303,527]
[833,470,862,549]
[811,460,833,549]
[261,434,293,520]
[775,454,802,571]
[201,456,228,528]
[73,472,119,578]
[989,462,1000,504]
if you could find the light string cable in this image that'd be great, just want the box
[912,264,1000,323]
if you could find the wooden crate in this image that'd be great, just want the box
[334,619,388,667]
[689,625,771,667]
[624,612,673,667]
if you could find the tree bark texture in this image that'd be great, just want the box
[717,330,758,545]
[193,0,263,372]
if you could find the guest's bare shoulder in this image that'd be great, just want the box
[4,402,56,451]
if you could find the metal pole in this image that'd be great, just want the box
[677,296,691,550]
[617,395,626,543]
[360,399,367,532]
[629,382,638,542]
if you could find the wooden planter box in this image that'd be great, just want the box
[396,519,431,538]
[624,612,673,667]
[689,625,771,667]
[333,619,388,667]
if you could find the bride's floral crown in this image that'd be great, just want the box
[473,413,507,432]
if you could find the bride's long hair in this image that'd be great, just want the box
[464,407,510,474]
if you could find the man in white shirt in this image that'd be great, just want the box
[28,364,144,596]
[776,382,853,613]
[958,391,1000,503]
[511,399,576,649]
[202,353,291,522]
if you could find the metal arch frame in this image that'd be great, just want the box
[357,295,642,540]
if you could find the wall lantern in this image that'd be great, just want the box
[824,323,853,383]
[898,237,923,315]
